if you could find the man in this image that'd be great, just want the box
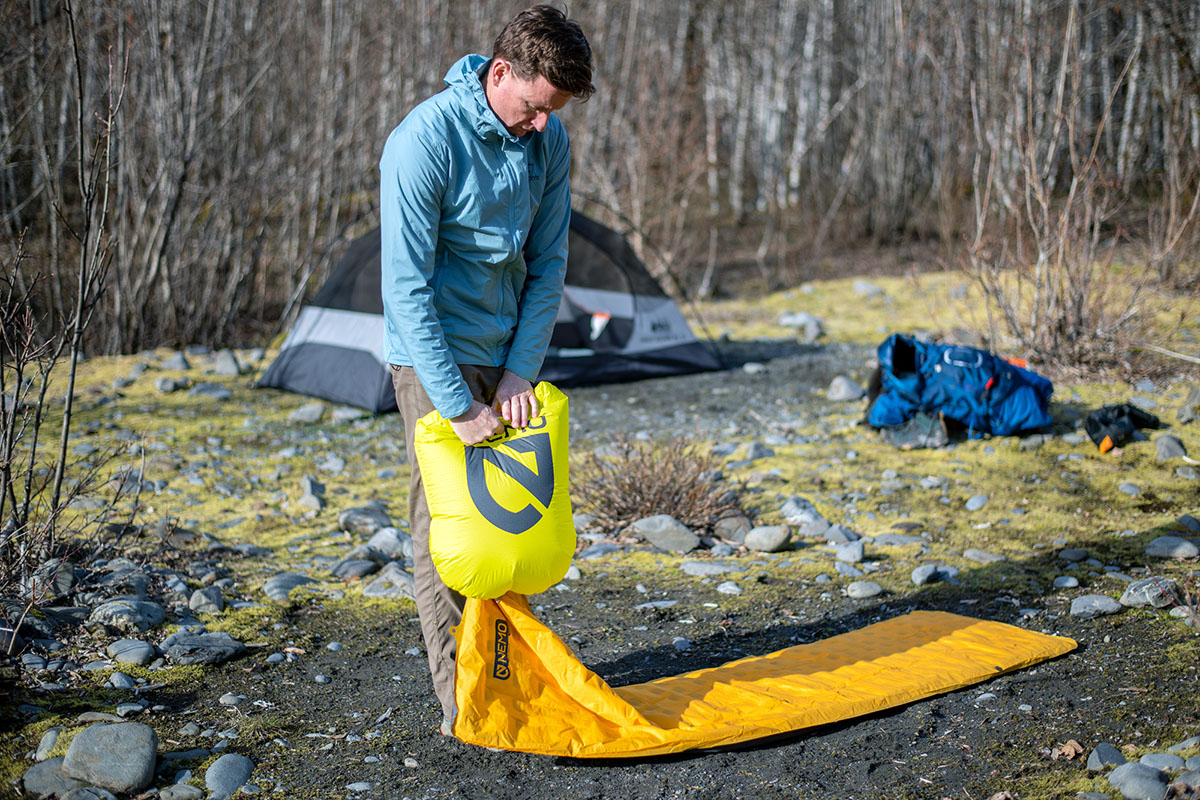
[378,5,593,732]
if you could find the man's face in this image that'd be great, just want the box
[486,59,573,136]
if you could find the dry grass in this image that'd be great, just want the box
[570,434,742,535]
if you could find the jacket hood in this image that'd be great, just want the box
[444,54,519,142]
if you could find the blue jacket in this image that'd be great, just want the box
[379,55,571,418]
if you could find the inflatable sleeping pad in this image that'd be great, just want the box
[451,594,1076,757]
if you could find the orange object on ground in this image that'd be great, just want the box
[452,594,1076,757]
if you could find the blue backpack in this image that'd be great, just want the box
[867,334,1053,437]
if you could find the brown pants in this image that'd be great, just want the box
[390,363,504,723]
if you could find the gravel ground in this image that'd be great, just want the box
[6,340,1199,800]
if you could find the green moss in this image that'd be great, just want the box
[204,605,288,644]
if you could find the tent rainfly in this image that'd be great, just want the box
[257,211,720,412]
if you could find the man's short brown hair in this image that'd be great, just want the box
[493,5,594,101]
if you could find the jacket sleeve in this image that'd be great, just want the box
[379,122,474,419]
[504,124,571,383]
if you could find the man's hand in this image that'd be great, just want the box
[449,400,504,445]
[493,370,539,428]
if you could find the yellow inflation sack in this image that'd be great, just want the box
[452,594,1076,757]
[415,382,574,599]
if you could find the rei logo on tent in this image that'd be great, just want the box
[464,423,554,535]
[492,619,511,680]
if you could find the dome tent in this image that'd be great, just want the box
[257,211,720,412]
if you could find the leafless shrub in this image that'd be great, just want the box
[963,5,1173,375]
[0,0,123,655]
[570,434,741,536]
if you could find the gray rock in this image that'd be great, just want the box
[778,311,824,343]
[853,279,885,298]
[713,515,752,543]
[188,382,232,401]
[823,524,860,544]
[874,533,926,547]
[361,562,416,601]
[160,785,205,800]
[109,672,136,690]
[289,402,325,424]
[1118,482,1142,497]
[23,757,86,796]
[1156,434,1188,461]
[1059,548,1089,562]
[1188,756,1200,771]
[297,475,326,511]
[165,632,246,665]
[212,349,241,377]
[36,727,62,761]
[965,494,989,511]
[1121,577,1181,608]
[1054,576,1080,589]
[155,377,188,393]
[835,561,864,577]
[835,540,865,563]
[330,559,380,580]
[744,525,791,553]
[317,454,346,475]
[261,572,317,602]
[1178,386,1200,424]
[631,515,699,553]
[338,505,392,535]
[1175,771,1200,790]
[189,586,225,615]
[680,561,746,577]
[1088,742,1127,772]
[106,639,156,666]
[332,406,368,423]
[846,581,883,599]
[1140,753,1185,771]
[780,496,826,528]
[88,600,165,633]
[716,581,742,595]
[1107,761,1168,800]
[1179,466,1200,480]
[1169,735,1200,752]
[163,351,190,370]
[745,441,774,460]
[2,625,27,655]
[62,722,157,793]
[827,376,866,402]
[1145,536,1199,559]
[1070,595,1123,619]
[964,548,1006,564]
[1178,515,1200,534]
[115,703,144,717]
[912,565,940,586]
[367,527,413,559]
[61,788,119,800]
[206,753,255,800]
[26,558,77,601]
[579,541,622,559]
[635,600,678,610]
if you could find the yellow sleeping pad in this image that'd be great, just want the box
[452,594,1076,757]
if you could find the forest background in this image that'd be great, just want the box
[2,0,1198,364]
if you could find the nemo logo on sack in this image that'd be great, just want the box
[493,620,510,680]
[464,426,554,534]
